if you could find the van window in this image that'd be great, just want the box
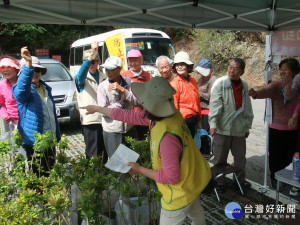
[125,38,175,66]
[70,48,75,66]
[102,43,110,62]
[74,46,84,65]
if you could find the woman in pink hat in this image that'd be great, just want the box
[0,56,20,126]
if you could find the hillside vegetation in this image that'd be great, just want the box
[0,24,269,87]
[163,28,268,87]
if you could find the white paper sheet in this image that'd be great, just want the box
[105,144,140,173]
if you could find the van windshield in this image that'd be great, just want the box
[125,38,175,66]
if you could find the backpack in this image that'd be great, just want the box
[194,129,212,155]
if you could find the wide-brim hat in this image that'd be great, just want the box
[32,56,47,74]
[173,51,193,65]
[0,58,20,71]
[101,56,123,70]
[131,77,177,117]
[195,58,212,77]
[20,56,47,75]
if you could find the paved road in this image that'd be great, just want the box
[59,100,272,225]
[60,98,269,186]
[227,98,269,185]
[60,100,300,224]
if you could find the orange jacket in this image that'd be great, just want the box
[170,75,201,119]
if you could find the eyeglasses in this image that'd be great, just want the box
[34,67,42,73]
[228,66,241,72]
[175,63,187,68]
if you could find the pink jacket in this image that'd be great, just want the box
[0,79,18,121]
[111,108,182,185]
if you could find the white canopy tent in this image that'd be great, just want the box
[1,0,300,32]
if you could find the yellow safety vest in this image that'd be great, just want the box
[150,111,211,211]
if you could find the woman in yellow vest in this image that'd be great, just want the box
[81,77,211,224]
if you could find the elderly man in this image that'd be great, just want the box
[75,41,107,160]
[156,55,174,82]
[122,49,152,84]
[98,56,139,157]
[122,49,152,140]
[209,58,253,188]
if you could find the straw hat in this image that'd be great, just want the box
[173,51,193,65]
[131,77,177,117]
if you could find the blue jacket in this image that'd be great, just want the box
[12,65,61,147]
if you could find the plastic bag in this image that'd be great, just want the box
[0,120,16,141]
[194,129,212,155]
[0,120,27,160]
[115,196,160,225]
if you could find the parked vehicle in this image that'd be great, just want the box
[39,59,80,124]
[69,28,176,77]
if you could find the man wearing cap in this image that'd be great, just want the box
[209,58,253,188]
[98,56,139,157]
[75,41,107,160]
[122,49,152,140]
[122,49,152,85]
[156,55,174,82]
[195,59,217,131]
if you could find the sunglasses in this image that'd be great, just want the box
[90,60,96,65]
[34,67,42,73]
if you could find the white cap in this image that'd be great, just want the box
[101,56,123,70]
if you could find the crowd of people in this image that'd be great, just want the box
[1,41,300,223]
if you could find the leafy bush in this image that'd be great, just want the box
[0,130,160,225]
[192,29,246,75]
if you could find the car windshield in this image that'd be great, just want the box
[41,63,72,82]
[125,37,175,66]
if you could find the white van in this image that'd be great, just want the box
[69,28,176,77]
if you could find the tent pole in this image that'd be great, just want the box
[263,34,272,188]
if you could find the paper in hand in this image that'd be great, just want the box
[105,144,140,173]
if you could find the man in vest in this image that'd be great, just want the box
[75,41,107,161]
[122,49,152,140]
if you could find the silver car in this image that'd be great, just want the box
[40,59,79,124]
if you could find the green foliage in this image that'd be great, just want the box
[192,29,246,75]
[33,131,57,152]
[0,129,160,224]
[0,139,12,156]
[0,23,113,66]
[160,28,193,42]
